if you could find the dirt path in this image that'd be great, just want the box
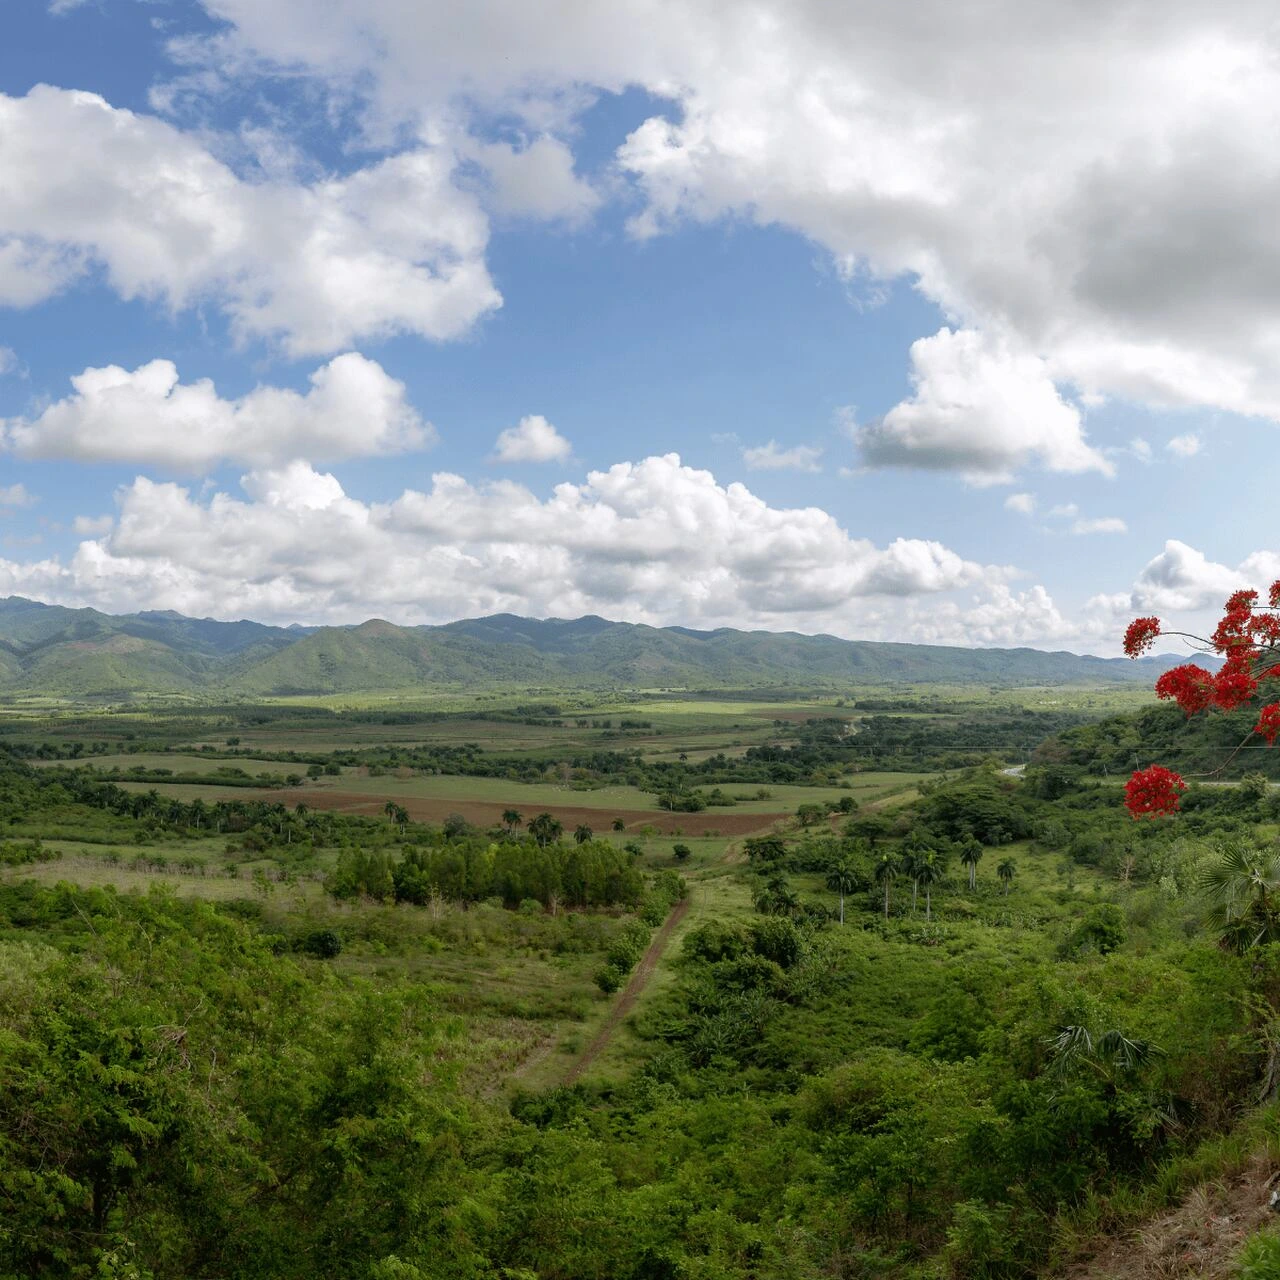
[564,896,691,1085]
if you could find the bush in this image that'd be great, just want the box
[673,843,691,860]
[683,920,747,963]
[594,964,626,994]
[751,917,801,969]
[298,928,343,958]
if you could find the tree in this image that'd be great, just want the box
[384,800,409,825]
[960,837,984,890]
[573,824,593,845]
[1199,840,1280,953]
[916,848,947,920]
[528,812,564,847]
[825,858,860,926]
[873,851,899,920]
[997,857,1016,896]
[612,817,626,832]
[502,809,523,834]
[900,832,935,913]
[673,843,691,861]
[1121,585,1280,815]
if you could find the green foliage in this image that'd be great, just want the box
[1237,1229,1280,1279]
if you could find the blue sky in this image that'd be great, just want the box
[0,0,1273,651]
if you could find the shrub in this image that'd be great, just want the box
[1236,1229,1280,1280]
[594,964,626,994]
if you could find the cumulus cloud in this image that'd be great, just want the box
[1004,492,1035,515]
[0,86,500,356]
[855,330,1110,483]
[7,453,1029,637]
[491,415,572,464]
[1167,432,1202,458]
[4,353,431,470]
[741,441,823,472]
[178,0,1280,430]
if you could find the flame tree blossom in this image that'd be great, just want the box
[1123,582,1280,816]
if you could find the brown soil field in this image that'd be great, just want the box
[275,788,787,836]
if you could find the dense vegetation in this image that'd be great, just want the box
[6,689,1280,1278]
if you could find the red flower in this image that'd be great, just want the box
[1270,579,1280,609]
[1154,663,1214,715]
[1125,765,1187,818]
[1212,660,1258,710]
[1256,702,1280,746]
[1123,616,1161,658]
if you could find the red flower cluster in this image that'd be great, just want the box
[1256,703,1280,746]
[1124,765,1187,819]
[1154,663,1214,715]
[1123,616,1161,657]
[1122,580,1280,814]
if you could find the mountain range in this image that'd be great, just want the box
[0,596,1189,696]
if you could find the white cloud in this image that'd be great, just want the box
[72,514,114,536]
[0,348,18,377]
[1129,437,1153,463]
[1070,516,1127,535]
[1167,432,1202,458]
[491,415,572,464]
[179,0,1280,426]
[0,484,36,508]
[1048,503,1079,518]
[0,453,1032,639]
[1004,492,1035,515]
[855,329,1111,483]
[741,440,823,472]
[4,353,431,470]
[0,86,501,356]
[469,136,600,223]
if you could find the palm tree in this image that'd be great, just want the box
[573,823,593,844]
[1199,840,1280,953]
[961,837,984,891]
[528,812,564,847]
[901,834,934,913]
[825,858,860,926]
[916,848,947,921]
[502,809,523,835]
[997,857,1016,896]
[873,851,899,920]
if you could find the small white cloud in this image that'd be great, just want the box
[1070,516,1127,535]
[4,353,431,470]
[1129,437,1153,463]
[1004,492,1035,515]
[741,440,824,472]
[0,484,36,508]
[710,431,740,445]
[1048,503,1079,518]
[492,414,572,463]
[0,348,18,377]
[72,514,114,536]
[1167,433,1202,458]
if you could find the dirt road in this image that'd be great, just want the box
[564,895,691,1084]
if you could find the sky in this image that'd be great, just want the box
[0,0,1276,654]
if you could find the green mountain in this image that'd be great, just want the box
[0,596,1191,696]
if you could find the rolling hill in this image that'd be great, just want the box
[0,596,1190,696]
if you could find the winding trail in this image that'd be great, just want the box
[564,896,691,1084]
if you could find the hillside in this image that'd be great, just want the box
[0,595,1188,695]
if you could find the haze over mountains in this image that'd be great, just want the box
[0,596,1193,696]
